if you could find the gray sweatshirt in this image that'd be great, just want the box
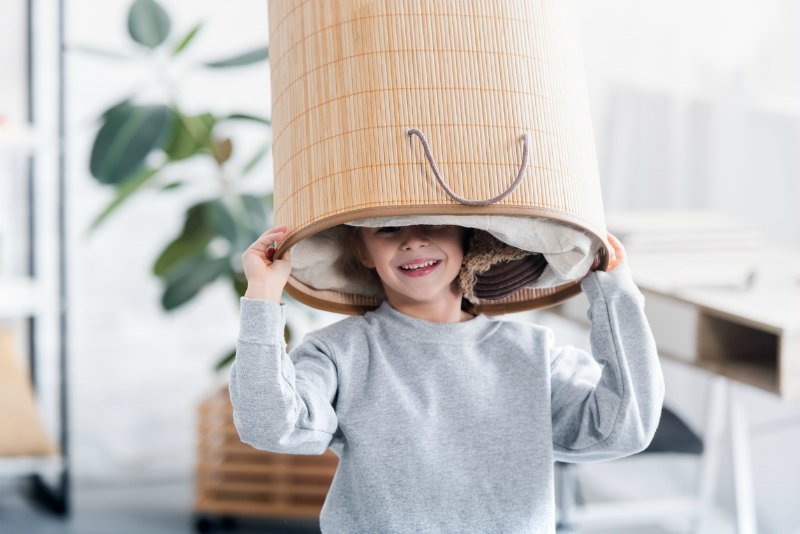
[229,263,665,533]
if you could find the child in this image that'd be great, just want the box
[230,222,665,533]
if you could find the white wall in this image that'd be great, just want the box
[0,0,31,277]
[576,0,800,248]
[64,0,284,482]
[0,0,28,126]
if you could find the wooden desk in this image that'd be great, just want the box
[553,244,800,399]
[548,243,800,533]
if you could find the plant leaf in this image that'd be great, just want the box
[101,99,135,121]
[284,323,292,345]
[214,348,236,372]
[160,256,229,310]
[203,46,268,68]
[223,113,271,126]
[153,228,215,277]
[205,199,238,242]
[231,269,248,297]
[181,202,214,239]
[241,143,271,176]
[164,111,216,161]
[86,167,160,234]
[239,194,270,241]
[211,138,233,165]
[152,198,238,278]
[69,44,133,61]
[153,201,217,277]
[128,0,171,48]
[172,22,202,56]
[90,104,175,185]
[160,181,184,191]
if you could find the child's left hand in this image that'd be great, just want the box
[591,232,627,272]
[605,233,626,272]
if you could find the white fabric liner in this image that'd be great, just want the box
[290,215,604,297]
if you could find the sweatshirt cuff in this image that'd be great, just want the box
[580,262,644,305]
[239,297,287,342]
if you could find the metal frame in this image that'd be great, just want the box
[23,0,70,516]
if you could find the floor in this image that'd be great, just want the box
[0,477,320,534]
[0,472,736,534]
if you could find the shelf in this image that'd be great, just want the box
[0,277,44,319]
[0,455,62,478]
[1,0,70,516]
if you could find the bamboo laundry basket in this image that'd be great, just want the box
[268,0,611,315]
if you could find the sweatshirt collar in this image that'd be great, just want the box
[371,300,495,343]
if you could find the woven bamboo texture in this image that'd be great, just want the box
[268,0,608,314]
[193,386,338,520]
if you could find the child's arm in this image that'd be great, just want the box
[229,298,338,455]
[228,225,338,455]
[550,234,665,463]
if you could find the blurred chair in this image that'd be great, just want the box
[555,404,708,533]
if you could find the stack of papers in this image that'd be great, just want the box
[605,210,764,290]
[605,210,764,252]
[626,252,758,291]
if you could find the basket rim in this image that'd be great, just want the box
[274,204,611,315]
[285,274,586,316]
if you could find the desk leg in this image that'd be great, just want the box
[696,376,758,534]
[696,376,726,533]
[730,382,757,534]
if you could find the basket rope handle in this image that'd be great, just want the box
[406,128,531,206]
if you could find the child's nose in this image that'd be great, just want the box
[400,226,429,249]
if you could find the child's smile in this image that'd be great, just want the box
[397,257,442,276]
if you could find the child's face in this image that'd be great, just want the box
[355,225,466,306]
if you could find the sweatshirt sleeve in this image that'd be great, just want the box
[550,262,665,463]
[228,297,339,455]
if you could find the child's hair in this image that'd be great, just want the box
[333,225,385,298]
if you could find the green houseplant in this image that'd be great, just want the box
[81,0,290,370]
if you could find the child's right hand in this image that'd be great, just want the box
[242,225,293,302]
[590,232,627,273]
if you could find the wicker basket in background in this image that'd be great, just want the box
[193,386,338,527]
[268,0,610,314]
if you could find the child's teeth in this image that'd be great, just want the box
[402,260,438,270]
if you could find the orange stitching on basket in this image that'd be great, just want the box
[275,162,514,215]
[272,48,552,109]
[272,87,560,149]
[269,0,313,45]
[273,123,564,180]
[270,12,545,73]
[273,160,572,216]
[281,198,568,221]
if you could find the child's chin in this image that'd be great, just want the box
[403,287,453,302]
